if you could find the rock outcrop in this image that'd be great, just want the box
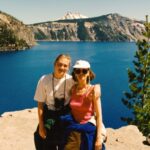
[31,13,145,42]
[0,108,149,150]
[0,11,36,52]
[106,126,149,150]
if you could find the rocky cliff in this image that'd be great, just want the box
[0,11,35,51]
[31,13,145,42]
[0,108,149,150]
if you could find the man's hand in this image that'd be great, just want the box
[39,125,47,139]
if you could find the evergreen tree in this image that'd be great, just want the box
[0,24,14,46]
[122,16,150,136]
[0,23,28,50]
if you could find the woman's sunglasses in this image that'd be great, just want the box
[74,69,89,75]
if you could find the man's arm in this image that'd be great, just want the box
[38,102,47,139]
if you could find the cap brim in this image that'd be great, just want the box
[73,65,90,68]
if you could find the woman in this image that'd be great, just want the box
[34,54,74,150]
[61,60,106,150]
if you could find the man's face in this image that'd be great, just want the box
[54,57,70,78]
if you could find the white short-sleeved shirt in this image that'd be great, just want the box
[34,73,74,110]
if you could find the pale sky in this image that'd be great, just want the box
[0,0,149,24]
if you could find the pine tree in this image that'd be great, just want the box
[122,16,150,136]
[0,23,28,50]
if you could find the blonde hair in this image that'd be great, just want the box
[54,54,71,66]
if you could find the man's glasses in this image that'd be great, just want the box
[56,62,68,68]
[74,69,89,75]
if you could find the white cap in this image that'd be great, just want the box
[73,60,90,68]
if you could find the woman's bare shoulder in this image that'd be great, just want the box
[93,84,101,97]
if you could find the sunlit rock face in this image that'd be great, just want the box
[0,11,35,52]
[31,13,145,42]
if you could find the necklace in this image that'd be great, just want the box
[52,74,66,110]
[52,74,66,99]
[76,84,89,95]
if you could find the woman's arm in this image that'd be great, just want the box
[38,102,47,139]
[93,84,103,150]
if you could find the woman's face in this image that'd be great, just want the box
[74,68,89,83]
[54,57,70,78]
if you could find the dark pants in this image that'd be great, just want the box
[34,125,63,150]
[34,105,70,150]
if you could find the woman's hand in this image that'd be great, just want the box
[95,138,103,150]
[39,125,47,139]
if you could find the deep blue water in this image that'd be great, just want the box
[0,42,136,128]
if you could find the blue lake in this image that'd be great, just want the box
[0,42,137,128]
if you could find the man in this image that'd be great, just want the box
[34,54,74,150]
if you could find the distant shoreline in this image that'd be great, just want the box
[35,40,136,43]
